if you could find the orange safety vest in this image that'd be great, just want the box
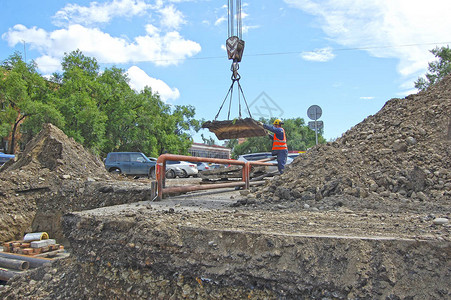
[272,129,287,150]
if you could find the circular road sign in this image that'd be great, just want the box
[307,105,322,120]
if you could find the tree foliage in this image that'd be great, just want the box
[228,117,325,158]
[0,52,63,153]
[415,46,451,91]
[0,50,200,156]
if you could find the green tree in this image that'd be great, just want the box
[415,46,451,91]
[0,53,63,153]
[54,50,107,153]
[1,49,202,157]
[135,88,199,157]
[96,66,138,154]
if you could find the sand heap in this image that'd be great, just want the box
[251,75,450,213]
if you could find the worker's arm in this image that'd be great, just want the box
[263,124,284,140]
[263,123,277,133]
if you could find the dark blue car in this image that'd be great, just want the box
[0,152,15,166]
[104,152,156,178]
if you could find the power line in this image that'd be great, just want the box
[104,41,451,64]
[30,41,451,67]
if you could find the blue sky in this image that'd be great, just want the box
[1,0,450,143]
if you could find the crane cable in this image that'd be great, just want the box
[215,0,252,120]
[228,0,243,39]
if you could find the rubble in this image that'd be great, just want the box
[248,75,451,215]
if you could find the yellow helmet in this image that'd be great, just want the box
[273,119,284,126]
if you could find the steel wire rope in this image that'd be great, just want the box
[227,79,234,120]
[214,81,234,120]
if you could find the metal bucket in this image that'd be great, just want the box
[23,232,49,242]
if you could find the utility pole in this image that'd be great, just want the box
[22,40,26,63]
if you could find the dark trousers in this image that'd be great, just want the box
[272,149,288,174]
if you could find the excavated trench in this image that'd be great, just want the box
[56,196,450,299]
[1,180,449,299]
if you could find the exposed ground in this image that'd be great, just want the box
[0,75,450,298]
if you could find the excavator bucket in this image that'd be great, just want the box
[202,118,267,140]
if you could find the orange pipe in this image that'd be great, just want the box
[155,154,274,200]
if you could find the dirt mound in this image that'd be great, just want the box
[0,123,111,242]
[249,75,451,213]
[2,123,109,179]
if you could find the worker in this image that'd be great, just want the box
[260,119,288,174]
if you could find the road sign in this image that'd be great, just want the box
[307,105,322,120]
[308,121,323,130]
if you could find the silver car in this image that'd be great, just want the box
[148,157,184,179]
[166,160,198,178]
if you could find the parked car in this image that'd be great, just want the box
[209,163,223,169]
[0,152,15,166]
[163,166,184,179]
[195,162,224,172]
[104,152,156,178]
[196,162,210,172]
[166,160,198,178]
[148,157,184,178]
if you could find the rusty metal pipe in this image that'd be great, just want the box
[0,257,29,271]
[0,268,20,281]
[157,154,246,200]
[0,252,53,268]
[163,181,245,195]
[162,180,266,196]
[249,180,266,186]
[156,154,274,200]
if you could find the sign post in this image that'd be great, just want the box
[307,105,323,145]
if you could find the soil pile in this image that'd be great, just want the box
[247,75,450,214]
[1,123,108,179]
[0,123,111,242]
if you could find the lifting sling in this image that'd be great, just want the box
[202,0,266,140]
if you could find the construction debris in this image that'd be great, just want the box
[0,232,66,282]
[199,164,272,183]
[2,232,63,257]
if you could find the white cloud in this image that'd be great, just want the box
[3,25,50,51]
[3,24,201,72]
[34,55,61,74]
[215,16,227,27]
[1,0,202,75]
[126,66,180,102]
[52,0,152,27]
[301,47,335,62]
[158,5,186,30]
[360,96,375,100]
[284,0,451,90]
